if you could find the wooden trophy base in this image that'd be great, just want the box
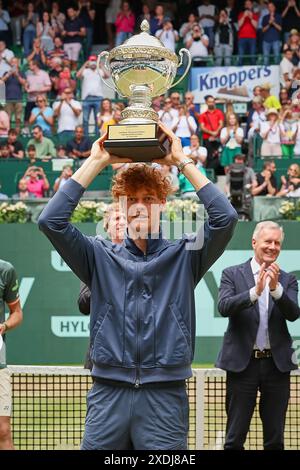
[104,123,167,162]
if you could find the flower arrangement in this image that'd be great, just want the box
[0,202,29,223]
[70,201,109,223]
[279,200,300,221]
[165,199,201,221]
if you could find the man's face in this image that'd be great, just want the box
[67,8,76,19]
[75,127,84,140]
[252,228,282,266]
[28,149,36,159]
[54,37,62,48]
[0,42,5,53]
[32,128,42,141]
[1,146,9,158]
[107,210,127,241]
[170,93,180,106]
[267,162,276,174]
[286,51,293,62]
[19,179,28,191]
[206,97,215,110]
[8,132,17,143]
[268,2,275,14]
[125,188,164,239]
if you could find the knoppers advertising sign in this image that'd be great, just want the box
[190,65,280,103]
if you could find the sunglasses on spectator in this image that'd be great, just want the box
[37,99,45,103]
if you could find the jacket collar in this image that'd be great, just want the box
[123,228,166,256]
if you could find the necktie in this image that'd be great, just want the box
[255,281,269,351]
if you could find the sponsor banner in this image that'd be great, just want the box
[190,65,280,103]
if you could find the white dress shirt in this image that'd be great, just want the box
[249,257,283,350]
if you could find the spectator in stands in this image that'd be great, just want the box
[294,112,300,155]
[6,129,24,160]
[247,96,266,137]
[115,1,135,47]
[53,87,82,142]
[12,178,36,200]
[53,165,74,192]
[77,56,108,136]
[183,134,208,168]
[184,91,200,124]
[260,108,282,157]
[169,91,181,114]
[136,3,151,32]
[50,2,65,35]
[48,57,63,100]
[24,60,51,134]
[66,125,92,159]
[172,105,197,147]
[283,29,300,66]
[197,0,217,49]
[262,1,282,66]
[8,2,25,47]
[2,58,26,134]
[0,0,11,45]
[290,67,300,101]
[199,95,225,171]
[150,4,165,35]
[97,98,113,135]
[252,160,277,196]
[282,1,300,45]
[280,48,295,90]
[78,0,96,58]
[158,97,177,128]
[261,83,281,111]
[277,163,300,197]
[253,85,262,97]
[214,9,234,66]
[26,37,47,67]
[0,105,9,138]
[26,144,37,163]
[47,36,67,63]
[279,89,292,108]
[237,0,258,65]
[56,144,69,159]
[179,13,202,41]
[105,0,121,50]
[36,11,55,53]
[0,143,10,159]
[279,106,297,158]
[29,94,54,137]
[155,19,178,53]
[101,107,122,133]
[220,113,244,173]
[184,22,209,66]
[22,2,38,57]
[23,165,50,198]
[62,5,86,71]
[55,66,76,98]
[247,96,266,165]
[26,125,56,160]
[0,40,14,66]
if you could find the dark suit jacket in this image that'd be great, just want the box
[216,259,300,373]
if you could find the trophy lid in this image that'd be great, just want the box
[109,20,178,63]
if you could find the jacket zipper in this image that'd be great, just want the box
[135,253,148,389]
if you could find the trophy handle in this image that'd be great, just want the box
[97,51,116,92]
[170,48,192,89]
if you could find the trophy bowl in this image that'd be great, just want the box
[97,20,191,161]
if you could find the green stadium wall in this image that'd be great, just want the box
[1,221,300,365]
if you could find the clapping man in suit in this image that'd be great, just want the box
[217,221,300,450]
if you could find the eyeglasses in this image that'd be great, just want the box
[37,99,45,103]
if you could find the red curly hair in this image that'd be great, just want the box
[111,164,172,200]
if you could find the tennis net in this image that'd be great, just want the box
[9,366,300,450]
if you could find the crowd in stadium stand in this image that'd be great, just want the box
[0,0,300,216]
